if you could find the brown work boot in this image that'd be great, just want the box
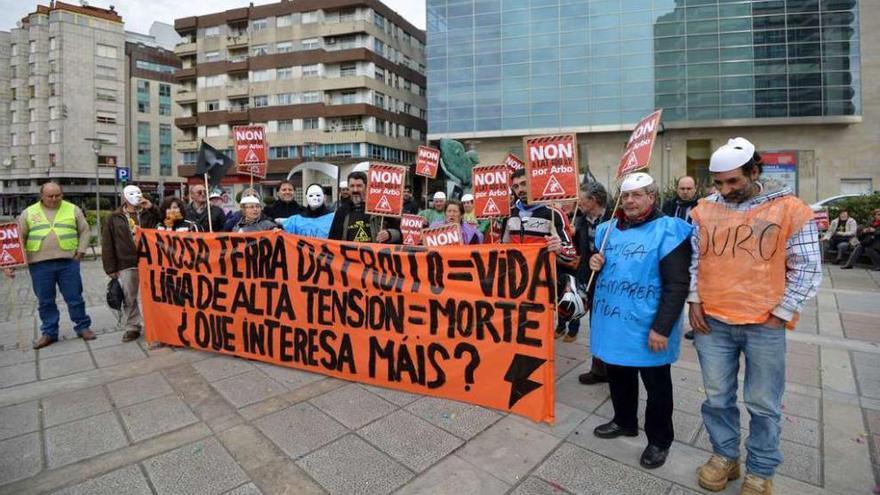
[33,335,57,350]
[698,454,741,492]
[122,330,141,342]
[740,474,772,495]
[79,329,96,341]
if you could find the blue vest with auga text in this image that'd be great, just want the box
[590,216,692,367]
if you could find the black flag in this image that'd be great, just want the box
[195,141,233,188]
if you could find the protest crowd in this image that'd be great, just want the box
[3,129,825,495]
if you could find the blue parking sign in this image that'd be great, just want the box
[116,167,130,182]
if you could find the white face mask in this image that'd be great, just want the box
[306,185,324,209]
[123,186,142,206]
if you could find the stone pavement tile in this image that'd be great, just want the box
[358,409,463,472]
[91,343,147,368]
[253,362,324,391]
[510,401,589,439]
[787,341,819,357]
[224,482,262,495]
[786,364,820,388]
[362,384,421,407]
[0,432,42,485]
[310,383,397,430]
[42,385,112,427]
[554,363,610,413]
[51,464,152,495]
[39,351,95,380]
[555,354,582,379]
[837,294,880,314]
[866,408,880,434]
[779,415,820,447]
[667,486,702,495]
[106,371,175,408]
[456,416,562,484]
[37,339,88,359]
[781,391,821,421]
[211,370,286,408]
[555,342,589,360]
[119,395,199,442]
[143,437,250,495]
[0,400,38,441]
[0,348,35,367]
[253,402,348,459]
[0,361,37,388]
[670,366,704,392]
[45,411,128,469]
[787,351,820,369]
[296,434,413,495]
[535,442,671,495]
[85,331,127,350]
[192,355,255,382]
[853,351,880,370]
[822,399,876,494]
[509,476,570,494]
[405,396,502,440]
[396,454,510,495]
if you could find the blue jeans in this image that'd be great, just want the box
[28,258,91,339]
[694,316,786,478]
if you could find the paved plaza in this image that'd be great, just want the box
[0,259,877,494]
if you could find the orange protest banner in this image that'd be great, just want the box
[366,163,406,217]
[0,222,27,268]
[415,145,440,179]
[524,134,579,203]
[400,214,424,246]
[472,164,510,219]
[616,109,663,179]
[422,223,463,247]
[137,230,557,422]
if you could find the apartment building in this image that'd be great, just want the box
[124,33,184,198]
[174,0,427,200]
[0,1,126,215]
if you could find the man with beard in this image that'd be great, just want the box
[329,171,401,243]
[403,185,420,214]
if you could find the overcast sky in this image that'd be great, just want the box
[0,0,426,34]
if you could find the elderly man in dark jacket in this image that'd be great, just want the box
[102,185,160,342]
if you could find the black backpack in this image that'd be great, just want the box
[106,278,124,310]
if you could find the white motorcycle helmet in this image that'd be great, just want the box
[557,273,586,322]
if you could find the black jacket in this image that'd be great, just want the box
[661,197,698,223]
[574,209,612,284]
[185,203,226,232]
[264,199,302,220]
[615,208,692,337]
[403,199,420,215]
[328,201,401,243]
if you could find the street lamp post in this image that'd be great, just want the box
[85,138,104,236]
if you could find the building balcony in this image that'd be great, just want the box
[226,34,248,48]
[176,89,196,103]
[177,138,198,150]
[226,60,248,73]
[175,116,197,128]
[226,82,249,97]
[227,109,249,123]
[176,41,196,55]
[321,20,368,38]
[175,67,196,82]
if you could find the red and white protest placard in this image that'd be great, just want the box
[422,223,463,247]
[0,223,27,268]
[504,153,525,173]
[415,145,440,179]
[616,109,663,179]
[523,134,579,203]
[472,164,511,219]
[233,125,268,179]
[400,214,424,246]
[366,163,406,217]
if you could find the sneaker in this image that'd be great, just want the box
[122,330,141,342]
[698,454,741,492]
[563,334,577,343]
[740,474,772,495]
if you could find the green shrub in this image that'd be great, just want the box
[827,193,880,226]
[84,210,112,230]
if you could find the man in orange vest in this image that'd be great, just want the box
[688,138,821,495]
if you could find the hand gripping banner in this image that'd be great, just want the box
[137,230,557,423]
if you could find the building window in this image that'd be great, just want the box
[96,111,117,124]
[375,68,385,83]
[373,11,385,29]
[303,117,319,130]
[302,91,320,103]
[10,111,16,123]
[10,66,16,79]
[373,39,384,56]
[159,83,171,116]
[49,130,58,143]
[206,100,220,111]
[135,60,177,73]
[270,146,292,159]
[49,153,56,167]
[159,124,172,175]
[277,15,292,27]
[29,132,36,145]
[205,125,222,137]
[250,69,273,82]
[302,64,320,77]
[301,11,318,23]
[340,63,357,77]
[96,65,116,79]
[251,45,269,57]
[205,51,220,62]
[277,67,294,79]
[277,119,294,131]
[137,80,150,113]
[11,88,16,100]
[29,85,35,98]
[30,155,36,168]
[253,95,269,107]
[301,38,319,50]
[341,91,357,104]
[202,75,225,87]
[138,121,151,175]
[276,93,295,105]
[97,132,117,144]
[204,26,219,37]
[48,37,56,50]
[11,44,17,56]
[11,133,17,146]
[29,109,36,121]
[49,83,56,96]
[29,41,36,53]
[276,41,293,53]
[251,18,268,31]
[373,91,385,109]
[96,44,117,58]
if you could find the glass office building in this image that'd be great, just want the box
[426,0,861,136]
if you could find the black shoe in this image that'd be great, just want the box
[684,330,695,340]
[640,444,669,469]
[593,421,638,439]
[579,372,608,385]
[840,264,854,270]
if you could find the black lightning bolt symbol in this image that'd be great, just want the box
[504,354,547,409]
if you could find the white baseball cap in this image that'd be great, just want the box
[620,172,654,193]
[339,180,348,188]
[461,193,474,202]
[710,137,756,172]
[209,190,222,199]
[433,191,447,200]
[240,195,261,206]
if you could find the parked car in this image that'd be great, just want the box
[810,194,863,231]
